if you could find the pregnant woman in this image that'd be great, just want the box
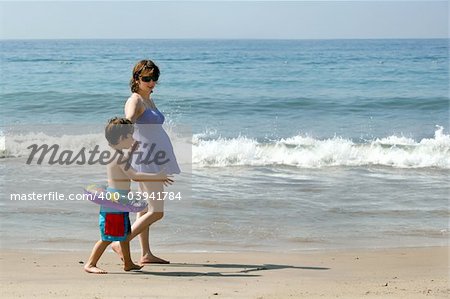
[113,59,180,264]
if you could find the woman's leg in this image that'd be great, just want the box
[112,181,168,263]
[132,181,168,263]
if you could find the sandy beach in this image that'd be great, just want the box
[1,246,448,298]
[1,2,449,299]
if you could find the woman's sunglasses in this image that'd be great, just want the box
[140,75,159,82]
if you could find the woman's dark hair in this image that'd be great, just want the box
[129,60,160,93]
[105,117,134,145]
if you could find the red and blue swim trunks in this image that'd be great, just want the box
[98,188,131,242]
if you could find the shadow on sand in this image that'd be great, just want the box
[111,262,330,277]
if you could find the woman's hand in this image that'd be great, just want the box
[154,170,174,186]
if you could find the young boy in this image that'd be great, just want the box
[84,117,173,274]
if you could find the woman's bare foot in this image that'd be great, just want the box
[111,242,124,261]
[84,265,107,274]
[140,254,170,264]
[124,262,143,272]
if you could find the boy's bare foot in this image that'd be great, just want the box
[124,262,143,272]
[140,254,170,264]
[84,265,108,274]
[111,242,124,261]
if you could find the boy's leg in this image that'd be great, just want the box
[119,241,143,271]
[84,240,111,274]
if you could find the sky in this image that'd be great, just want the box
[0,1,448,39]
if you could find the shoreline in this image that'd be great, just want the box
[1,243,448,253]
[1,246,448,298]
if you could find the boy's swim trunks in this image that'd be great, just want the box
[98,187,131,242]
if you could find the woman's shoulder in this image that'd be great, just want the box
[124,93,145,121]
[126,93,142,104]
[125,93,145,110]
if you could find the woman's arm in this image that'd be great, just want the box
[119,163,174,186]
[124,95,142,123]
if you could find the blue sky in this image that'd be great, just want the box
[0,1,448,39]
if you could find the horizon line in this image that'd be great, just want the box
[1,37,448,41]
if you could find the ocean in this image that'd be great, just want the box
[0,39,449,252]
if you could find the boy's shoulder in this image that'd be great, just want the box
[105,149,124,166]
[106,150,132,179]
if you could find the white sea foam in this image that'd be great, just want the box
[192,126,450,169]
[2,132,108,159]
[2,127,449,169]
[0,135,5,151]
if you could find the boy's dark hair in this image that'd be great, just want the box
[105,117,134,145]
